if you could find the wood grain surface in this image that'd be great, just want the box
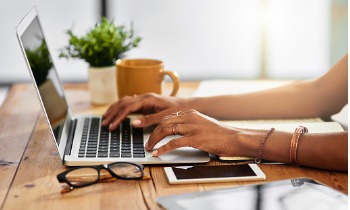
[0,83,347,210]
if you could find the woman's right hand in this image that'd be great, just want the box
[102,93,189,131]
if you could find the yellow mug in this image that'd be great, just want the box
[116,59,180,98]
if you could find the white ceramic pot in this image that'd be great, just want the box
[88,66,117,105]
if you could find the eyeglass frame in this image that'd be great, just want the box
[57,162,144,189]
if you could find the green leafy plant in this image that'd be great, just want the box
[59,17,141,67]
[25,38,53,86]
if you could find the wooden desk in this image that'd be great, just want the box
[0,83,347,210]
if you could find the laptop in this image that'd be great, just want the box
[15,6,209,166]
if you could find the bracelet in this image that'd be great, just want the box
[255,128,275,164]
[290,126,308,165]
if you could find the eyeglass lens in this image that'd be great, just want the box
[109,162,143,178]
[65,167,99,187]
[64,163,142,187]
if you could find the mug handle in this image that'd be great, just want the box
[162,70,180,96]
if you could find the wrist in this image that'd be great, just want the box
[184,97,211,114]
[183,97,200,111]
[235,130,264,158]
[236,129,293,163]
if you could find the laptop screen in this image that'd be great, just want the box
[19,14,69,147]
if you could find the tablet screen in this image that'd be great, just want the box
[172,165,256,179]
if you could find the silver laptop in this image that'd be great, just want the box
[16,7,209,166]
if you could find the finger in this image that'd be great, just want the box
[102,112,120,127]
[133,109,182,127]
[135,112,166,127]
[145,124,173,150]
[146,123,188,150]
[149,111,206,138]
[102,96,133,119]
[155,111,199,127]
[161,109,198,119]
[102,102,127,128]
[159,113,187,125]
[102,98,132,126]
[108,101,147,130]
[107,107,132,130]
[145,113,194,146]
[102,102,120,126]
[103,97,147,130]
[177,109,199,116]
[151,137,192,156]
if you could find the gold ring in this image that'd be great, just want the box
[172,124,179,135]
[173,111,181,116]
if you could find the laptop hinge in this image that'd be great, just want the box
[64,119,77,156]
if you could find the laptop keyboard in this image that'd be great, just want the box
[78,117,145,158]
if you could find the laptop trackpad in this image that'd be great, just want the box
[145,135,210,163]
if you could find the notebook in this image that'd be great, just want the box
[15,6,209,166]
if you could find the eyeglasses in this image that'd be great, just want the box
[57,162,144,193]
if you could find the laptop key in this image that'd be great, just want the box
[121,149,131,153]
[86,154,96,158]
[98,153,108,157]
[133,150,145,154]
[132,127,144,143]
[133,154,145,158]
[110,152,120,157]
[121,153,132,158]
[133,143,144,148]
[133,147,145,151]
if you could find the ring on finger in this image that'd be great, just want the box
[172,111,181,116]
[172,124,180,135]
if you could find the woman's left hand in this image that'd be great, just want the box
[145,109,242,157]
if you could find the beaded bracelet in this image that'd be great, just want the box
[255,128,275,164]
[290,126,308,165]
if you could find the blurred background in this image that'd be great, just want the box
[0,0,347,101]
[1,0,348,83]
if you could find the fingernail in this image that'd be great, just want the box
[132,119,142,126]
[152,150,158,156]
[145,142,149,149]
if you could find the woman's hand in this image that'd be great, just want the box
[102,93,189,130]
[145,109,243,157]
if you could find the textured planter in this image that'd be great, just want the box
[88,66,117,105]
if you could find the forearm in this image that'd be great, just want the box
[186,80,323,119]
[235,129,348,172]
[185,54,347,120]
[186,79,346,120]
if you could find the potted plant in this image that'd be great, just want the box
[25,38,52,86]
[59,17,142,104]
